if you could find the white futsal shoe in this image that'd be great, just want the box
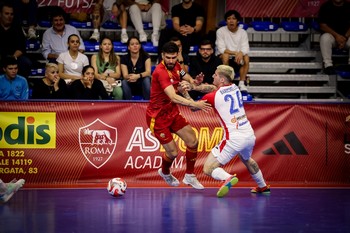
[0,179,25,203]
[158,168,180,187]
[183,174,204,190]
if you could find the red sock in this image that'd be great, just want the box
[162,153,174,175]
[185,145,198,174]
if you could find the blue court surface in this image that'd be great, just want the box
[1,188,349,233]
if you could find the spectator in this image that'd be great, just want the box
[0,1,32,78]
[121,36,151,100]
[169,36,189,73]
[128,0,165,46]
[0,56,28,100]
[90,0,129,43]
[41,6,85,62]
[216,10,249,92]
[0,178,25,203]
[69,65,109,100]
[318,0,350,75]
[31,63,68,99]
[91,36,123,100]
[168,0,205,54]
[189,39,222,100]
[57,34,89,84]
[12,0,38,39]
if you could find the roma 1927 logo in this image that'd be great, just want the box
[79,119,117,169]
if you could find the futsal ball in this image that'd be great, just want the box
[107,178,127,197]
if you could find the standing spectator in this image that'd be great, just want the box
[57,34,89,84]
[0,56,28,100]
[128,0,165,46]
[0,178,25,203]
[189,39,222,100]
[12,0,38,39]
[216,10,249,92]
[0,1,32,78]
[318,0,350,74]
[169,0,205,54]
[31,63,68,99]
[69,65,109,100]
[91,36,123,100]
[121,36,151,100]
[169,36,189,73]
[41,6,85,62]
[90,0,129,43]
[146,41,211,189]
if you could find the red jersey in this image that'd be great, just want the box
[146,62,182,118]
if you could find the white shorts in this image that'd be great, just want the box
[212,130,256,165]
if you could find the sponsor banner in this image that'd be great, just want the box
[37,0,95,13]
[226,0,327,17]
[37,0,170,14]
[0,101,349,187]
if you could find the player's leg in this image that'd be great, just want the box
[203,143,238,197]
[238,153,270,194]
[158,140,180,186]
[0,178,25,203]
[176,124,204,189]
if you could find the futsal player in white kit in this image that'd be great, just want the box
[180,65,270,197]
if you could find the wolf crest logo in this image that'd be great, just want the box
[79,119,117,169]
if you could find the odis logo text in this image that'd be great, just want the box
[79,119,117,169]
[0,112,56,149]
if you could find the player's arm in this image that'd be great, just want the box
[180,81,217,93]
[164,85,211,112]
[177,85,202,112]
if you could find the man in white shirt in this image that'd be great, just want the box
[216,10,250,92]
[41,7,85,62]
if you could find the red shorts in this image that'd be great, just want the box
[146,112,189,144]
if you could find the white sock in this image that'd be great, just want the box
[211,167,231,181]
[239,80,245,86]
[251,170,266,188]
[93,29,99,34]
[121,28,127,34]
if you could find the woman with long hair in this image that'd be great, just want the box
[120,36,151,100]
[69,65,109,100]
[57,34,89,84]
[91,36,123,100]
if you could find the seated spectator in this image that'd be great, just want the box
[91,36,123,100]
[159,0,205,55]
[0,56,28,100]
[90,0,129,43]
[216,10,249,92]
[12,0,38,39]
[121,36,151,100]
[0,1,32,78]
[318,0,350,74]
[0,178,25,203]
[31,63,68,99]
[128,0,165,46]
[170,36,189,73]
[41,6,85,62]
[57,34,89,84]
[69,65,109,100]
[189,39,222,99]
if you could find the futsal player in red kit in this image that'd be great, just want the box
[146,42,212,189]
[179,65,269,197]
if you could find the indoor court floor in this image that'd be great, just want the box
[1,187,349,233]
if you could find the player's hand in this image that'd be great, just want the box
[193,100,212,113]
[180,81,193,91]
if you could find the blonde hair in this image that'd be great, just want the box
[45,63,58,71]
[216,65,235,81]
